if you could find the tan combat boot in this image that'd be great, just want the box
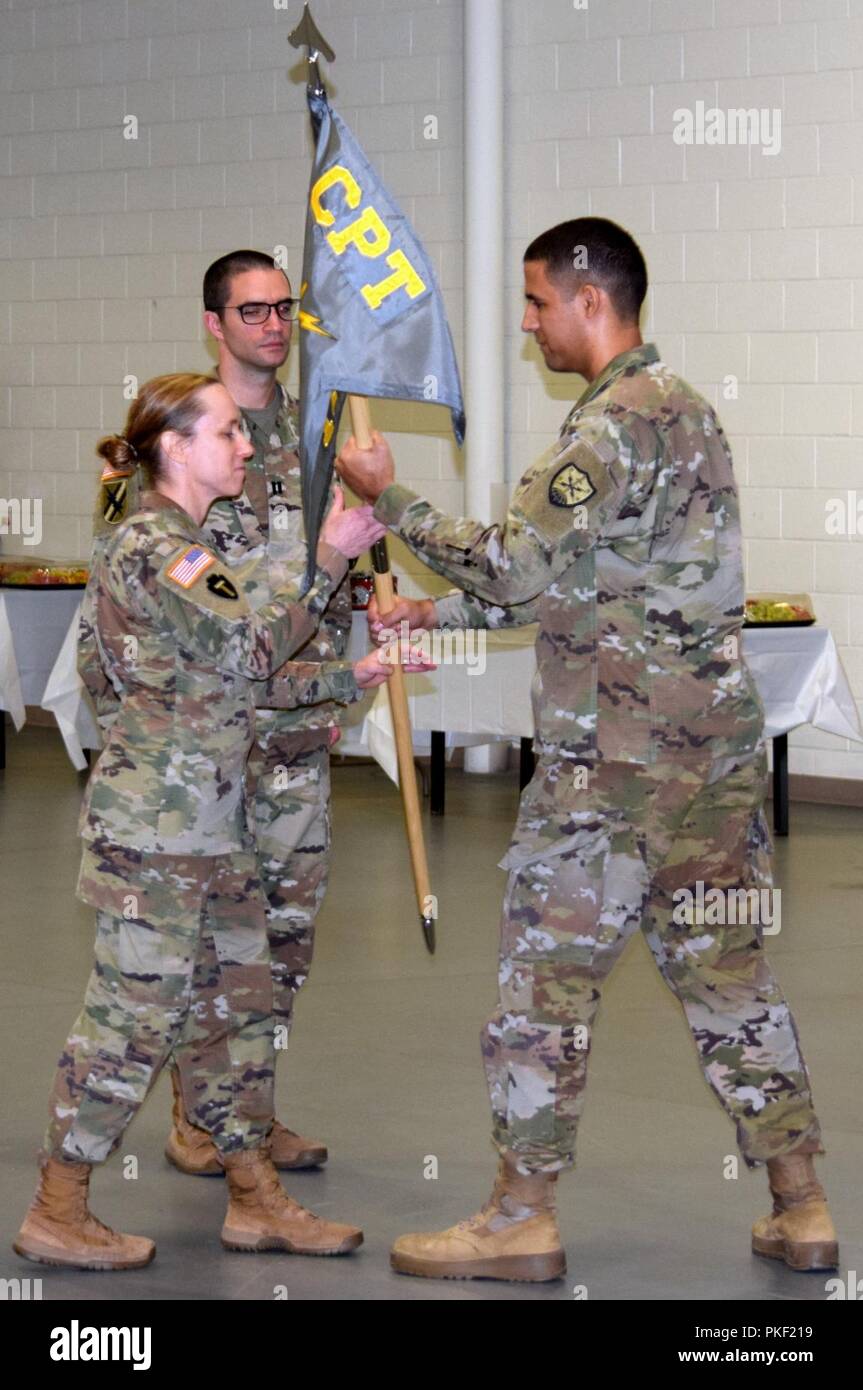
[752,1152,838,1271]
[165,1067,327,1174]
[164,1067,223,1176]
[13,1158,155,1271]
[390,1153,566,1282]
[220,1146,362,1256]
[268,1120,328,1170]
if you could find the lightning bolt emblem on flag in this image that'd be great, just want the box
[298,281,335,339]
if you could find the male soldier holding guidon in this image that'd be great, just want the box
[337,218,839,1283]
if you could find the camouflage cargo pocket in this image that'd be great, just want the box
[500,1015,563,1146]
[76,838,213,941]
[501,811,641,975]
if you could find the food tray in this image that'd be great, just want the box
[743,592,816,628]
[0,559,89,590]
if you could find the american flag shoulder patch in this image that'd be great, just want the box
[165,545,216,589]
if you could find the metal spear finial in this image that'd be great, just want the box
[288,2,336,94]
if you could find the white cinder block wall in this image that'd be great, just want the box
[1,0,861,782]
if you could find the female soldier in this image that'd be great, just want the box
[14,372,392,1271]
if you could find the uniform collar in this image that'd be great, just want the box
[140,489,199,531]
[241,381,286,418]
[574,342,659,410]
[240,382,291,443]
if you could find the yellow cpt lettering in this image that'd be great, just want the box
[311,165,426,311]
[362,250,426,310]
[327,205,391,259]
[310,165,362,227]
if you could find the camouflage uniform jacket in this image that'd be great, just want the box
[84,385,359,735]
[205,382,355,731]
[375,343,765,766]
[78,491,353,856]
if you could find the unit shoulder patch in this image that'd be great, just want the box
[100,477,130,525]
[206,572,239,602]
[548,461,596,508]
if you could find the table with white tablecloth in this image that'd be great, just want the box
[3,602,860,837]
[337,618,863,836]
[0,588,98,770]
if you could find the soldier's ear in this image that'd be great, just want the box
[160,428,190,470]
[204,309,224,342]
[580,283,603,319]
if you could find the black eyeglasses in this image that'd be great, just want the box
[222,299,299,324]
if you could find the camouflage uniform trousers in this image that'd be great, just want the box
[175,723,332,1104]
[483,743,823,1175]
[44,838,275,1165]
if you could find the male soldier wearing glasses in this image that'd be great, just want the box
[88,251,358,1176]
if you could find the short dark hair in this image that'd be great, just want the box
[202,250,288,313]
[524,217,647,323]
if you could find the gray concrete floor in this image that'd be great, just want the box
[1,726,860,1302]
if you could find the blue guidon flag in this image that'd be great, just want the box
[298,86,466,588]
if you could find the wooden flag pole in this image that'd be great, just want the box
[348,393,436,954]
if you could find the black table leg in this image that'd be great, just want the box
[773,733,789,837]
[430,730,445,816]
[519,738,535,791]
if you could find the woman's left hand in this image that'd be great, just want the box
[353,646,436,690]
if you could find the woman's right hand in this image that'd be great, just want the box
[320,485,387,560]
